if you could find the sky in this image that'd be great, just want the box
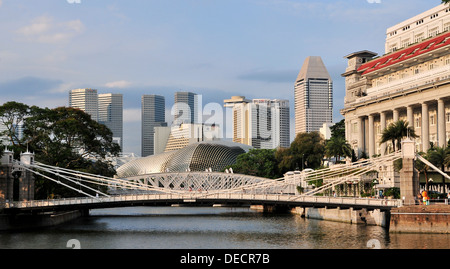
[0,0,443,155]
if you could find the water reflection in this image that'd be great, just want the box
[0,206,449,249]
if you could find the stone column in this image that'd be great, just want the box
[437,98,446,148]
[422,102,429,152]
[407,105,414,129]
[380,111,387,156]
[358,117,365,157]
[393,108,399,122]
[368,114,375,158]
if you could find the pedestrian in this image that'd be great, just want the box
[422,190,429,205]
[417,192,422,205]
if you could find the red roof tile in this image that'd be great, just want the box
[358,31,450,75]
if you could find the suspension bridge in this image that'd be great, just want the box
[0,151,411,213]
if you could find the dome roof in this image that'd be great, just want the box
[117,141,251,178]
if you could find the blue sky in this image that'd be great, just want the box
[0,0,443,155]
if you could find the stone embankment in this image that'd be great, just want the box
[389,205,450,234]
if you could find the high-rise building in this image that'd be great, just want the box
[142,95,167,157]
[69,89,99,121]
[98,93,123,151]
[173,92,199,125]
[224,96,251,146]
[294,56,333,135]
[224,96,290,149]
[271,99,290,148]
[69,89,124,152]
[341,3,450,158]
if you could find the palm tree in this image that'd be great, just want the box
[325,136,352,163]
[427,146,448,193]
[380,120,417,153]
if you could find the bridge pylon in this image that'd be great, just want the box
[399,138,419,205]
[0,150,35,207]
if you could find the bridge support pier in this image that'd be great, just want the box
[261,204,291,213]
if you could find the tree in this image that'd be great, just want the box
[0,102,120,199]
[289,132,325,170]
[380,120,417,153]
[229,149,280,179]
[325,136,352,163]
[0,101,32,148]
[329,119,345,140]
[427,146,448,193]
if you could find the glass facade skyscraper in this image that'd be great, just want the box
[69,89,124,152]
[141,94,167,157]
[294,56,333,135]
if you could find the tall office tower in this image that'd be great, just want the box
[272,99,290,148]
[224,96,290,149]
[98,93,124,151]
[224,96,251,146]
[173,92,199,125]
[69,89,99,121]
[294,56,333,135]
[142,95,167,157]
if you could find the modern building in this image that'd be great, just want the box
[153,123,220,154]
[69,89,99,121]
[141,94,167,157]
[98,93,123,150]
[173,92,199,125]
[224,96,290,149]
[341,3,450,158]
[116,140,252,177]
[69,89,124,151]
[294,56,333,135]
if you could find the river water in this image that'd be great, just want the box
[0,206,449,249]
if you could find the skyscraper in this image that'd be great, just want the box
[69,89,99,121]
[294,56,333,135]
[142,95,167,157]
[98,93,123,151]
[224,96,290,149]
[173,92,199,125]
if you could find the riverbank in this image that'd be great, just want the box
[389,205,450,234]
[290,204,450,234]
[290,206,389,227]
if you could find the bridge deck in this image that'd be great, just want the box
[2,193,401,212]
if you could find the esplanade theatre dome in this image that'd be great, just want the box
[116,141,252,178]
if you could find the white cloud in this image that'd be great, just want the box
[105,80,132,88]
[16,16,84,44]
[0,0,3,8]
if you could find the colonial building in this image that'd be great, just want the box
[341,4,450,157]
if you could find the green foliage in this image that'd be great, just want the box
[380,120,417,152]
[0,102,120,199]
[229,149,281,179]
[383,187,400,199]
[325,136,352,163]
[289,132,325,170]
[229,132,326,179]
[329,119,345,139]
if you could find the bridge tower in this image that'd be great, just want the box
[399,138,419,205]
[0,150,35,205]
